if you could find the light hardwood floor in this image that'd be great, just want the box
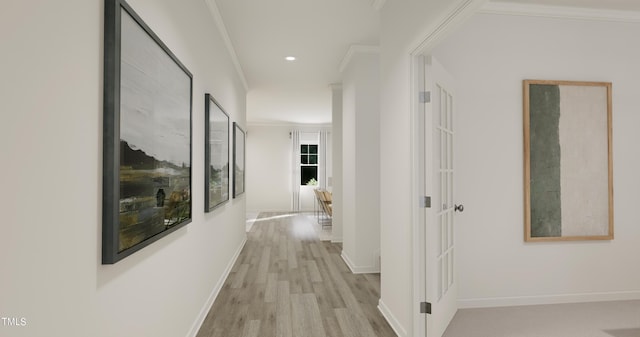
[197,212,396,337]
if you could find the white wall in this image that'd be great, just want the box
[246,125,292,212]
[0,1,246,336]
[246,124,332,213]
[340,52,381,273]
[247,87,332,124]
[432,13,640,307]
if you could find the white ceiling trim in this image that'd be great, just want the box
[338,45,380,74]
[203,0,249,90]
[411,0,487,55]
[247,122,332,129]
[480,2,640,23]
[371,0,387,11]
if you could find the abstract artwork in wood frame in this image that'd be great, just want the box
[103,0,193,263]
[523,79,613,242]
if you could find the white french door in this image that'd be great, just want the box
[424,56,458,337]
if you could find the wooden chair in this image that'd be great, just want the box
[317,190,332,228]
[313,189,322,220]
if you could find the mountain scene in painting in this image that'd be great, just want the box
[234,125,245,197]
[119,140,190,252]
[117,10,192,253]
[234,162,244,196]
[208,162,229,209]
[207,104,229,210]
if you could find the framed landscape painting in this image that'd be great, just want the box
[204,94,230,212]
[103,0,193,263]
[523,80,613,242]
[233,122,245,198]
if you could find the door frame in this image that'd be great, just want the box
[411,53,457,337]
[410,52,428,337]
[408,2,483,336]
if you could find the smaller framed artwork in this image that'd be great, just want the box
[205,94,230,212]
[233,122,246,198]
[523,79,613,242]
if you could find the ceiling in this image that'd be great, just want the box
[215,0,379,124]
[214,0,640,124]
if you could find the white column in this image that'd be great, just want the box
[339,46,380,273]
[330,83,344,242]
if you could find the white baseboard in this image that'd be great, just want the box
[186,237,247,337]
[331,237,343,243]
[378,299,407,337]
[459,290,640,309]
[340,251,380,274]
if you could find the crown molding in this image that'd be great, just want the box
[412,0,487,55]
[371,0,386,11]
[480,2,640,23]
[204,0,250,91]
[247,121,332,129]
[338,45,380,74]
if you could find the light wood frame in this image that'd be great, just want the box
[523,79,613,242]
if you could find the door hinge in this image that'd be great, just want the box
[420,196,431,208]
[420,301,432,314]
[419,91,431,103]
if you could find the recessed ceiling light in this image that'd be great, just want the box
[285,56,296,61]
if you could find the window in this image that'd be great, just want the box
[301,144,318,185]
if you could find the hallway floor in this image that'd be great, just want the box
[196,212,396,337]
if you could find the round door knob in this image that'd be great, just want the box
[454,204,464,212]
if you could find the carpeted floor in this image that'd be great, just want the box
[443,300,640,337]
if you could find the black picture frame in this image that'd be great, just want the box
[205,94,230,212]
[233,122,246,198]
[103,0,193,264]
